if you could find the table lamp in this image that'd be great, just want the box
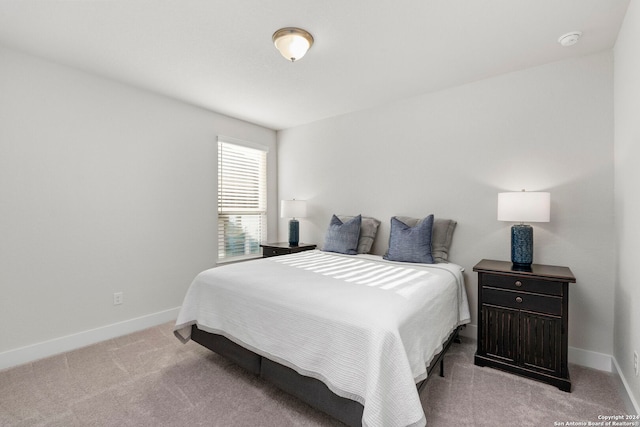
[281,199,307,246]
[498,190,550,268]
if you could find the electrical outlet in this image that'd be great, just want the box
[113,292,123,305]
[634,351,639,377]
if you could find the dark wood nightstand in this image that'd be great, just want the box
[473,259,576,392]
[260,242,316,258]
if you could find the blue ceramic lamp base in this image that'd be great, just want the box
[288,219,300,246]
[511,224,533,268]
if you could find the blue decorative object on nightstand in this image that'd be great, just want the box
[511,224,533,267]
[281,199,307,248]
[288,219,300,246]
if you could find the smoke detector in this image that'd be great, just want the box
[558,31,582,47]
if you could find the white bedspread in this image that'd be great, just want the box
[175,250,470,427]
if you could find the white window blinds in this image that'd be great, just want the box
[217,139,267,262]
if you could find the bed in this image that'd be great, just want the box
[174,246,470,427]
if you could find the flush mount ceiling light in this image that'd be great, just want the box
[272,27,314,62]
[558,31,582,47]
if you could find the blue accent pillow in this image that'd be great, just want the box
[323,214,362,255]
[383,215,435,264]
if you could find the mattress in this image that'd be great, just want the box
[175,250,470,427]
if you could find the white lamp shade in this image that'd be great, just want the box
[281,199,307,218]
[498,192,550,223]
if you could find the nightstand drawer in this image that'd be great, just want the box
[263,247,290,257]
[260,243,316,258]
[483,287,562,316]
[482,273,563,296]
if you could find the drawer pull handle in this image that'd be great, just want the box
[515,280,522,287]
[515,297,523,303]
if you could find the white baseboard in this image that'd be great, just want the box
[459,323,477,340]
[0,307,180,371]
[568,346,613,372]
[612,357,640,415]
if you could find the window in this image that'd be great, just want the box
[217,138,267,262]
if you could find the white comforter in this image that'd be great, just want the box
[175,250,470,427]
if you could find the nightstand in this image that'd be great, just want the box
[473,259,576,392]
[260,242,316,258]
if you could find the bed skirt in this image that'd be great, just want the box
[190,324,462,427]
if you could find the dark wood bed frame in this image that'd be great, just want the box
[190,324,462,427]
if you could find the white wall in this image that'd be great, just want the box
[614,0,640,411]
[0,46,276,363]
[278,52,615,359]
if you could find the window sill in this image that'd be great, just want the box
[216,253,263,266]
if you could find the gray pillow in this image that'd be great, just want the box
[323,215,362,255]
[383,215,434,264]
[432,218,457,263]
[394,216,457,263]
[338,215,381,254]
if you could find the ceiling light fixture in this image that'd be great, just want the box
[272,27,314,62]
[558,31,582,47]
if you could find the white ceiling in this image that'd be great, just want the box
[0,1,630,130]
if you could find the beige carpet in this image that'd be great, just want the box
[0,322,630,426]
